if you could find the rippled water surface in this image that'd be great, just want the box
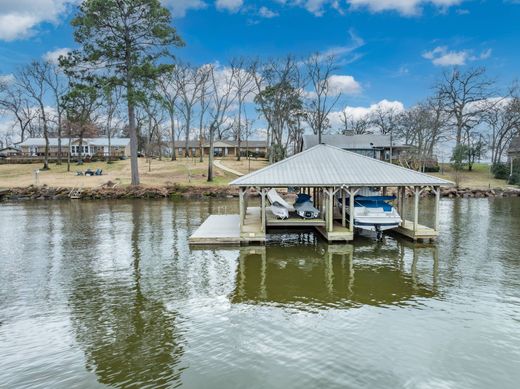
[1,198,519,389]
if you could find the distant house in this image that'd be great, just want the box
[300,134,412,162]
[0,146,21,158]
[508,136,520,160]
[173,139,268,158]
[18,138,131,158]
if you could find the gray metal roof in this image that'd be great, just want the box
[18,138,130,147]
[302,134,410,150]
[230,144,453,187]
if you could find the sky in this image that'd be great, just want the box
[0,0,520,125]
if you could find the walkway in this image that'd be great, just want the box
[213,159,244,176]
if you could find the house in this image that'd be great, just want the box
[508,136,520,159]
[300,134,412,162]
[17,138,131,158]
[173,139,268,158]
[0,146,21,158]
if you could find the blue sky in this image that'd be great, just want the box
[1,0,519,110]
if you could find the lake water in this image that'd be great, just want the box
[0,198,519,389]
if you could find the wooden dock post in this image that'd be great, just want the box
[239,187,245,229]
[433,185,440,232]
[261,188,266,232]
[413,186,420,233]
[341,188,346,228]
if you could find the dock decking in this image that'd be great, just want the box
[393,220,438,242]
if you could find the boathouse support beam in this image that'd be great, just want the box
[239,187,246,229]
[413,186,420,233]
[341,188,346,228]
[346,187,359,233]
[260,188,267,232]
[433,185,440,232]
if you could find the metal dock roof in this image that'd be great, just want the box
[230,144,453,187]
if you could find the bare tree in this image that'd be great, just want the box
[207,64,237,181]
[252,56,303,162]
[304,53,340,143]
[435,67,495,147]
[0,81,36,142]
[196,65,211,162]
[43,62,67,164]
[156,71,180,161]
[100,84,123,163]
[340,111,370,135]
[17,61,53,170]
[174,62,202,158]
[370,103,402,162]
[230,58,256,160]
[485,94,520,164]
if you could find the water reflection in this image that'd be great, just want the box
[232,237,439,310]
[67,202,185,389]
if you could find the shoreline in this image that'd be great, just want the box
[1,185,520,202]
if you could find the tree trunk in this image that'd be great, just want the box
[184,110,191,158]
[128,101,140,185]
[237,96,242,161]
[57,108,62,165]
[170,111,176,161]
[40,104,50,170]
[207,125,214,182]
[67,135,71,172]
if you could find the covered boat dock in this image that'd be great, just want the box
[189,144,453,245]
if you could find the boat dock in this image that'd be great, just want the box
[189,145,452,245]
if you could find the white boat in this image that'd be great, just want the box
[267,188,294,219]
[339,188,402,239]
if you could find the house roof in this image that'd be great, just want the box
[302,134,409,150]
[18,138,130,147]
[508,137,520,154]
[230,144,453,187]
[174,139,267,148]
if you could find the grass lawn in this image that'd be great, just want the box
[431,163,512,189]
[1,158,512,190]
[0,157,269,188]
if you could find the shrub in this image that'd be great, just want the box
[491,163,510,180]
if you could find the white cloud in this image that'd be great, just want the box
[43,47,70,64]
[0,74,15,85]
[329,99,405,127]
[318,29,365,65]
[423,46,468,66]
[162,0,207,18]
[347,0,463,16]
[422,46,492,66]
[216,0,243,13]
[258,6,279,18]
[0,0,78,41]
[327,75,362,95]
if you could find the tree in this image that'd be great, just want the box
[196,65,211,162]
[0,80,36,142]
[43,62,67,165]
[65,0,184,185]
[340,111,370,135]
[207,64,237,181]
[230,58,256,161]
[252,57,303,162]
[304,53,340,143]
[435,67,495,147]
[156,71,180,161]
[17,61,53,170]
[62,83,100,169]
[484,93,520,164]
[100,83,123,163]
[173,62,202,158]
